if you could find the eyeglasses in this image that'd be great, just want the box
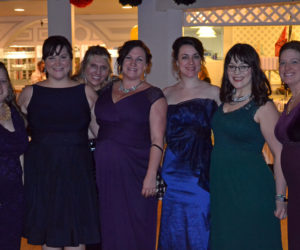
[227,65,250,73]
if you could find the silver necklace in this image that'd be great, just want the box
[119,80,144,94]
[232,93,251,103]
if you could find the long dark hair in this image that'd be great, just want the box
[220,43,271,106]
[117,40,152,75]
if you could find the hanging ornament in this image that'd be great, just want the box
[119,0,142,7]
[70,0,93,8]
[173,0,196,5]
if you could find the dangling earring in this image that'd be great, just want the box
[232,88,236,95]
[144,71,147,80]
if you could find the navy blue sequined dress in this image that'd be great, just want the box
[158,98,217,250]
[0,105,28,250]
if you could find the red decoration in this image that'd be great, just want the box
[70,0,93,8]
[275,27,287,57]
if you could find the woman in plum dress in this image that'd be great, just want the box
[0,61,28,250]
[275,40,300,250]
[93,40,167,250]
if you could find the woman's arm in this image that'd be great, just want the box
[17,85,33,116]
[142,97,168,198]
[255,101,287,219]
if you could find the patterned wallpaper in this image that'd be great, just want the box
[232,25,300,85]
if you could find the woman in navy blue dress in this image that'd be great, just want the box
[158,37,220,250]
[0,62,28,250]
[18,36,100,250]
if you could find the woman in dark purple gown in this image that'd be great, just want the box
[93,40,167,250]
[275,41,300,250]
[0,62,28,250]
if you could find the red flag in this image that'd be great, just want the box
[275,27,287,56]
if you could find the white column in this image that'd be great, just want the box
[138,0,182,89]
[47,0,75,45]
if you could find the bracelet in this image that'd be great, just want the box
[275,194,288,202]
[151,143,163,153]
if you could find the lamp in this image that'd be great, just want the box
[196,27,216,38]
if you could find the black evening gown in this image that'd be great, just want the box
[23,84,100,247]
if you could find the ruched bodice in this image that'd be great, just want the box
[165,98,217,191]
[95,85,163,147]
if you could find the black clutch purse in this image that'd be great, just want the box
[156,171,167,200]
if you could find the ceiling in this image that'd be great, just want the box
[0,0,137,16]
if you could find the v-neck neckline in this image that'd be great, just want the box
[111,85,152,104]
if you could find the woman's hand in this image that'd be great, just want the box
[274,200,287,219]
[142,172,157,198]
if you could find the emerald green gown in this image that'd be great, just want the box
[210,100,282,250]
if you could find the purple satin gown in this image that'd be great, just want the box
[0,105,28,250]
[275,101,300,250]
[94,85,164,250]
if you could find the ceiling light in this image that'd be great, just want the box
[196,27,216,38]
[122,5,132,9]
[14,8,25,12]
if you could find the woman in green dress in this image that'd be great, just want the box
[210,43,287,250]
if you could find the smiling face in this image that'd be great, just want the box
[177,44,201,79]
[227,57,252,94]
[45,46,72,81]
[0,69,9,104]
[85,55,110,90]
[122,46,147,81]
[279,48,300,90]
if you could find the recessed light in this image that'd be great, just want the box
[14,8,25,12]
[122,5,132,9]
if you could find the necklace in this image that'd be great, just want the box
[119,80,144,94]
[0,103,11,122]
[231,93,252,103]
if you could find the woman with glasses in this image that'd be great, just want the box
[210,43,287,250]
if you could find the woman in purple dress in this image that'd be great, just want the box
[0,62,28,250]
[93,40,167,250]
[275,40,300,250]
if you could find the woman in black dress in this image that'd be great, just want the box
[18,35,100,250]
